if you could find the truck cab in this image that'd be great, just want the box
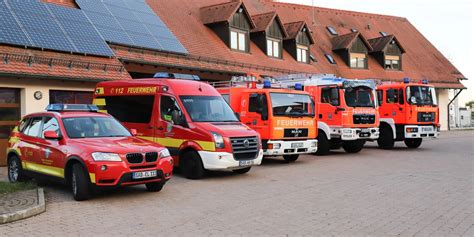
[216,77,318,162]
[276,74,379,155]
[376,79,440,149]
[93,73,263,179]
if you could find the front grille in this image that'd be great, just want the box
[353,114,376,124]
[145,152,158,162]
[126,153,143,164]
[230,136,259,161]
[418,112,435,122]
[283,128,309,138]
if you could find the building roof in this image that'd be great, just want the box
[331,32,373,51]
[368,35,406,53]
[200,0,256,28]
[251,12,288,38]
[283,21,314,44]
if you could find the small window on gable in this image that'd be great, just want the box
[230,29,247,52]
[297,45,309,63]
[267,38,281,58]
[350,53,367,69]
[327,26,338,35]
[325,54,336,64]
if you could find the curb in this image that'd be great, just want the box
[0,188,46,224]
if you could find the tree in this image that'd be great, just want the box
[466,100,474,109]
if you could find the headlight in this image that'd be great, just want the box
[91,152,122,162]
[159,149,171,158]
[311,141,318,147]
[342,129,353,134]
[211,132,225,149]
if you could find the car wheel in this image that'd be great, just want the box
[315,131,330,155]
[283,155,299,162]
[404,138,422,149]
[180,151,205,180]
[377,126,394,150]
[8,155,26,183]
[342,140,365,153]
[233,167,251,174]
[71,163,90,201]
[145,182,164,192]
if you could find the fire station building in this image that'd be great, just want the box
[0,0,466,165]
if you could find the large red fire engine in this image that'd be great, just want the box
[215,76,318,162]
[276,74,380,155]
[376,78,440,149]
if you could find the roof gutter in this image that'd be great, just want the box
[0,72,113,83]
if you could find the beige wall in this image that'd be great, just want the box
[437,89,449,131]
[0,77,96,116]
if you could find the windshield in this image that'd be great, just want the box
[407,86,437,106]
[344,86,375,108]
[62,117,131,139]
[270,93,314,117]
[180,96,239,122]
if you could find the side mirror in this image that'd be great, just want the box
[410,96,417,104]
[44,131,60,140]
[130,129,137,136]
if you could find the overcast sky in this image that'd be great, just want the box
[278,0,473,105]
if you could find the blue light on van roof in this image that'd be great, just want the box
[263,80,272,88]
[422,79,429,84]
[295,83,303,90]
[403,77,410,84]
[46,104,98,112]
[153,72,200,81]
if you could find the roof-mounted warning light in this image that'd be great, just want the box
[153,72,200,81]
[46,104,99,112]
[422,79,429,84]
[403,77,410,84]
[263,80,272,88]
[295,83,303,90]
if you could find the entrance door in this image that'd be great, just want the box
[0,88,21,166]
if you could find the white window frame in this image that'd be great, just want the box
[230,29,247,52]
[350,53,367,69]
[266,38,281,58]
[297,45,309,63]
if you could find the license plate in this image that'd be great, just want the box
[421,127,433,132]
[239,160,254,167]
[359,133,370,137]
[291,142,304,148]
[132,170,157,180]
[361,129,370,133]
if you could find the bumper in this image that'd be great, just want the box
[199,150,263,171]
[335,127,379,141]
[88,157,173,187]
[263,139,318,156]
[404,125,440,138]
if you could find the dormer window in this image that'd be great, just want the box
[368,35,406,71]
[283,21,315,64]
[250,12,287,58]
[331,32,372,69]
[201,2,255,53]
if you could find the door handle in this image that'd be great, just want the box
[157,127,164,131]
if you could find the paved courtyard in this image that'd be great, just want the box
[0,130,473,236]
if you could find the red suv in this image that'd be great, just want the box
[7,104,173,201]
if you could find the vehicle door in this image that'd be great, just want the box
[20,116,44,170]
[34,116,66,178]
[241,92,269,135]
[319,86,342,126]
[385,88,405,122]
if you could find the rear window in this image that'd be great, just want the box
[98,96,155,123]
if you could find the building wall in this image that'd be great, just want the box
[437,89,449,131]
[0,77,95,116]
[459,109,472,127]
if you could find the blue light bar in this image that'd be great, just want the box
[403,77,410,84]
[46,104,99,112]
[422,79,429,84]
[263,80,272,88]
[295,83,303,90]
[153,72,200,81]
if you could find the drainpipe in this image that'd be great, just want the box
[447,89,464,130]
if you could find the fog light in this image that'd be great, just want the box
[273,143,281,149]
[169,158,173,165]
[100,165,107,171]
[165,173,171,177]
[311,141,317,147]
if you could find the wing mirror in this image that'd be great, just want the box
[410,96,417,104]
[44,131,61,140]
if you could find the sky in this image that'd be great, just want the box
[278,0,473,106]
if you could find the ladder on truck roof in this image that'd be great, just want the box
[273,74,345,88]
[209,75,283,89]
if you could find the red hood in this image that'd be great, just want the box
[194,122,258,138]
[68,136,164,154]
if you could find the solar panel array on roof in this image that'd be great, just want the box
[76,0,188,55]
[0,0,114,57]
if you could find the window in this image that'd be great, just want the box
[25,117,43,137]
[385,55,401,70]
[377,90,383,106]
[161,96,183,122]
[321,87,340,106]
[350,53,367,69]
[249,93,261,112]
[180,96,238,122]
[100,96,155,123]
[344,87,375,108]
[327,26,338,35]
[0,88,21,139]
[325,54,336,64]
[386,89,399,103]
[42,117,60,138]
[297,45,309,63]
[221,94,230,104]
[230,29,247,52]
[267,38,281,58]
[62,117,131,139]
[270,93,314,117]
[50,90,93,104]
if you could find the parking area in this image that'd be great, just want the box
[0,130,473,236]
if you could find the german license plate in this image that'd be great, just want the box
[421,127,433,132]
[361,128,370,133]
[360,133,370,138]
[132,170,157,179]
[291,142,304,148]
[239,160,254,167]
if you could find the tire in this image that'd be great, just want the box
[180,151,205,180]
[342,140,365,153]
[145,182,164,192]
[315,130,330,156]
[377,125,395,150]
[71,163,90,201]
[233,167,251,174]
[283,154,299,162]
[404,138,422,149]
[8,155,27,183]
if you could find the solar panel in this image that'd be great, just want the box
[0,0,114,57]
[76,0,188,54]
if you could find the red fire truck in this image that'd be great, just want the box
[376,78,440,149]
[215,76,318,162]
[93,73,263,179]
[276,74,380,155]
